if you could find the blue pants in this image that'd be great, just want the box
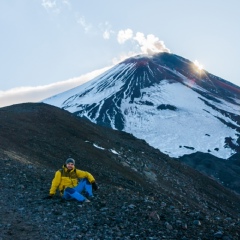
[63,178,93,202]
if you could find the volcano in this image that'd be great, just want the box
[43,52,240,160]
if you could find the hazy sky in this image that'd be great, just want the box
[1,0,240,107]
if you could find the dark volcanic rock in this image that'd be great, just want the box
[0,103,240,239]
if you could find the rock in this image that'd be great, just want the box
[193,220,201,226]
[128,204,136,209]
[161,202,167,208]
[214,231,223,238]
[182,223,188,230]
[165,222,173,230]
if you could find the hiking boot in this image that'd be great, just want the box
[87,195,94,201]
[85,193,94,200]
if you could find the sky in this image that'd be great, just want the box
[1,0,240,108]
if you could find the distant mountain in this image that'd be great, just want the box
[43,52,240,160]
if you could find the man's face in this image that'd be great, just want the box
[66,163,74,170]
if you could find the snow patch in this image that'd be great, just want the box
[93,144,105,150]
[110,149,119,155]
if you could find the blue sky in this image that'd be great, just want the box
[1,0,240,107]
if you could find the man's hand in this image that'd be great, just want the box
[43,194,54,199]
[92,182,98,191]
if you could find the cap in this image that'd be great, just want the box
[65,158,75,165]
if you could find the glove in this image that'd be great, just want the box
[92,182,98,191]
[43,194,54,199]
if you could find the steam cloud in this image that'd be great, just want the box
[117,29,133,44]
[117,29,170,54]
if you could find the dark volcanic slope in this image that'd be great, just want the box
[0,103,239,240]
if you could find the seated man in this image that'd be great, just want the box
[46,158,98,202]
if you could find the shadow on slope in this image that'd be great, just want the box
[178,152,240,194]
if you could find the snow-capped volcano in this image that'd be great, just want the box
[43,52,240,159]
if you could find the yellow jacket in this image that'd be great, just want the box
[49,165,95,195]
